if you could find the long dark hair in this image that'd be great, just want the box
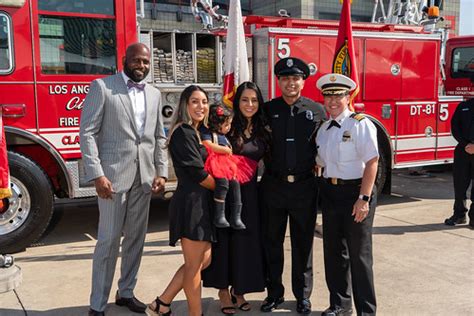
[228,82,270,153]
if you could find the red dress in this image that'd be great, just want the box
[203,144,258,183]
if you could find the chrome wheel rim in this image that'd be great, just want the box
[0,176,31,235]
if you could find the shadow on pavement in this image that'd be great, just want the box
[14,248,182,263]
[389,169,454,200]
[373,222,473,236]
[30,198,171,250]
[0,298,320,316]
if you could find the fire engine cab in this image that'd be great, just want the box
[0,0,137,252]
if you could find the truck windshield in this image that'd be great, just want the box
[38,16,116,75]
[451,47,474,79]
[0,13,13,74]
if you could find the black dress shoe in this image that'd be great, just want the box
[444,214,467,226]
[115,291,147,313]
[321,306,353,316]
[296,298,311,314]
[88,309,105,316]
[260,297,284,312]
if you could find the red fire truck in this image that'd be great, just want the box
[0,0,137,252]
[0,1,472,253]
[244,16,468,196]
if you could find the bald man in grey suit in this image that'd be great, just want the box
[80,43,168,316]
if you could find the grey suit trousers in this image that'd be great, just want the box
[90,168,151,312]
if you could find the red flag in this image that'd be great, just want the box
[333,0,359,110]
[0,111,11,199]
[222,0,249,108]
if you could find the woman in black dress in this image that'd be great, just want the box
[202,82,270,314]
[146,85,215,316]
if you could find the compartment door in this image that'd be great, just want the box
[364,39,402,101]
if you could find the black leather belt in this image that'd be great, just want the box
[266,170,314,183]
[325,177,362,186]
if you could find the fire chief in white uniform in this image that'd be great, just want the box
[80,43,168,316]
[315,74,379,316]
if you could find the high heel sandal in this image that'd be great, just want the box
[230,287,251,312]
[145,297,172,316]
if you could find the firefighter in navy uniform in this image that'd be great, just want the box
[315,74,379,316]
[260,57,325,314]
[444,98,474,228]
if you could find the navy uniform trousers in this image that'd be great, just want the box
[261,174,317,300]
[452,144,474,219]
[320,180,377,316]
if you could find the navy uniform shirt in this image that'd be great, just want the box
[451,98,474,148]
[264,96,326,176]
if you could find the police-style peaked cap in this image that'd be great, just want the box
[316,73,356,95]
[274,57,310,79]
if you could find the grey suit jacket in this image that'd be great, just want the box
[80,72,168,193]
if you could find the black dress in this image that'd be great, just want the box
[202,135,266,295]
[168,124,216,246]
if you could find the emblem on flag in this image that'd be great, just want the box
[332,0,360,110]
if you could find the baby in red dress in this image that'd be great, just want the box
[200,103,257,229]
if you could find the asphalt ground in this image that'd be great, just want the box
[0,168,473,315]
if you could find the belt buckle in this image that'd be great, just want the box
[331,178,338,185]
[287,175,295,183]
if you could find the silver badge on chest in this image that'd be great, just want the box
[342,130,352,142]
[305,110,314,121]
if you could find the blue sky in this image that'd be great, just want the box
[459,0,474,35]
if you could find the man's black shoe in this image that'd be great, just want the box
[296,298,311,314]
[444,214,467,226]
[88,309,105,316]
[321,306,353,316]
[260,297,284,312]
[469,219,474,229]
[115,291,146,313]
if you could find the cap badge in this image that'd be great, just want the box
[287,58,294,67]
[305,110,314,121]
[329,75,337,82]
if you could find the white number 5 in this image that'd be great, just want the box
[277,38,290,59]
[439,104,449,122]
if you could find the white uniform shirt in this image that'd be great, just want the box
[316,109,379,179]
[121,72,146,137]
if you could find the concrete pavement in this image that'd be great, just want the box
[0,169,473,315]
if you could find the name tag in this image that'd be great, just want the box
[272,114,279,118]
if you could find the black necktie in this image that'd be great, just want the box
[127,80,145,91]
[327,120,341,130]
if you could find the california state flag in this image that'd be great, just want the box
[222,0,249,108]
[0,113,11,199]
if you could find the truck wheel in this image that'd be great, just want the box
[0,152,53,253]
